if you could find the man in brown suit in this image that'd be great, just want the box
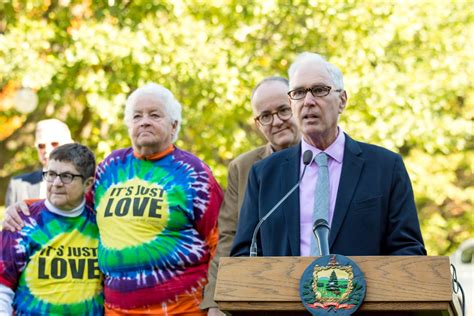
[201,77,300,315]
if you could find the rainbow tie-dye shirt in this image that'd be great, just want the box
[94,146,222,311]
[0,201,103,315]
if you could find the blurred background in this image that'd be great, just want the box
[0,1,472,258]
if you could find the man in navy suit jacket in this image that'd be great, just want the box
[231,52,426,257]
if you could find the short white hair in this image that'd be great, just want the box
[35,118,73,145]
[288,52,344,90]
[124,83,182,142]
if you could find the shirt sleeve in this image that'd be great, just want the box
[230,165,260,257]
[385,155,426,255]
[0,227,28,291]
[194,166,223,258]
[0,284,14,315]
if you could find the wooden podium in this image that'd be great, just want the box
[215,256,460,315]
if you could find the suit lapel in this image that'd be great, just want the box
[281,144,301,255]
[329,135,364,248]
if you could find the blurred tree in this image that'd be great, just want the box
[0,0,472,255]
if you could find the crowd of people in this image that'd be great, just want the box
[0,52,426,315]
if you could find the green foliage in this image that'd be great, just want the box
[0,0,472,255]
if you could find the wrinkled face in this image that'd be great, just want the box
[46,160,93,211]
[128,96,177,153]
[252,81,300,151]
[289,61,347,146]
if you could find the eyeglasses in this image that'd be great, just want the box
[287,85,342,100]
[42,170,84,184]
[37,142,60,150]
[254,107,293,126]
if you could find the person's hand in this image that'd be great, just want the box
[2,202,29,232]
[207,307,225,316]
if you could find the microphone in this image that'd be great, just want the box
[249,150,313,257]
[313,218,330,256]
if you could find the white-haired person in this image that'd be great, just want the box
[94,82,223,315]
[4,83,223,315]
[5,118,73,207]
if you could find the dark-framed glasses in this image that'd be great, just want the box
[288,85,342,100]
[255,107,293,126]
[42,170,84,184]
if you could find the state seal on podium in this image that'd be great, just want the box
[299,254,366,315]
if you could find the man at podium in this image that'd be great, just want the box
[231,52,426,257]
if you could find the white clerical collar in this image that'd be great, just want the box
[45,198,85,218]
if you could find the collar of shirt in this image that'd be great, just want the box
[45,198,85,217]
[300,127,345,165]
[133,144,175,161]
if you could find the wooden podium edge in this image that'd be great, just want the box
[217,301,455,312]
[215,256,459,315]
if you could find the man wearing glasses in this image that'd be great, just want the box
[231,52,426,257]
[201,76,300,315]
[5,119,73,207]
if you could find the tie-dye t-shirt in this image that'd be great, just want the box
[94,146,222,310]
[0,200,103,315]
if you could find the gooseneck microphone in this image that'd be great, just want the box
[313,218,330,256]
[249,150,314,257]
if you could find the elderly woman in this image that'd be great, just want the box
[0,143,102,315]
[94,83,222,314]
[4,83,223,315]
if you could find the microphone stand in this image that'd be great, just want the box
[249,150,313,257]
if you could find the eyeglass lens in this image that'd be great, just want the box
[258,108,292,125]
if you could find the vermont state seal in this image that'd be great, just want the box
[299,254,366,315]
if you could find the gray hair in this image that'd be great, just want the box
[251,76,289,100]
[124,83,182,142]
[49,143,96,179]
[288,52,344,90]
